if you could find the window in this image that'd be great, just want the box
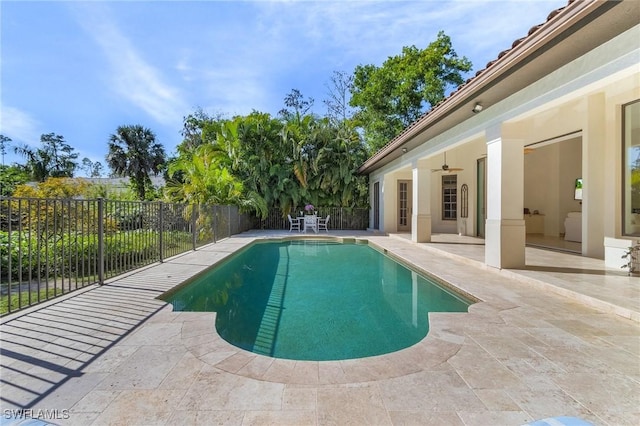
[623,100,640,236]
[442,175,457,220]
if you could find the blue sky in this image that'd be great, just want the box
[1,0,567,172]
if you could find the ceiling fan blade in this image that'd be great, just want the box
[432,153,463,172]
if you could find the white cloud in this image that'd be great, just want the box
[69,3,189,127]
[172,19,288,115]
[202,70,270,115]
[255,0,564,71]
[0,104,42,146]
[255,2,446,61]
[67,0,565,125]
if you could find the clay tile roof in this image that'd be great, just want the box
[480,2,569,75]
[528,23,544,36]
[361,1,571,166]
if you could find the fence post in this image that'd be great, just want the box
[7,199,12,312]
[213,205,217,244]
[191,204,197,251]
[98,198,104,285]
[159,202,164,263]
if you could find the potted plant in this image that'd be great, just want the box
[621,242,640,276]
[304,204,315,215]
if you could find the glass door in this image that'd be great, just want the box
[477,158,486,238]
[398,180,412,232]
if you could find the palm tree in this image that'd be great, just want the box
[106,125,166,200]
[165,143,267,218]
[13,143,50,182]
[13,133,78,182]
[0,134,11,166]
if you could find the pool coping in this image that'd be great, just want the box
[158,235,488,384]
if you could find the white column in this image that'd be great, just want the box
[582,93,606,259]
[382,174,396,232]
[485,125,526,269]
[411,161,432,243]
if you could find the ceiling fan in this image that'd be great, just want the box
[431,152,463,173]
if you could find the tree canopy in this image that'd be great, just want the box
[0,134,11,166]
[0,164,30,197]
[166,101,369,217]
[350,31,472,152]
[81,157,104,178]
[13,133,79,182]
[13,177,89,199]
[106,125,166,200]
[324,70,355,127]
[279,89,314,125]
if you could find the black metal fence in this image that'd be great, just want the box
[0,197,254,315]
[257,207,369,230]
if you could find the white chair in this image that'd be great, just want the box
[317,215,330,232]
[303,215,318,233]
[287,214,301,232]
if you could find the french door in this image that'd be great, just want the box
[398,180,412,232]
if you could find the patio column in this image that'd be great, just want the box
[382,174,395,232]
[582,93,606,259]
[411,160,432,243]
[485,125,526,269]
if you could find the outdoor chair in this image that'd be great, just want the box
[288,214,301,232]
[317,214,330,232]
[303,215,318,233]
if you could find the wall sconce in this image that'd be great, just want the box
[402,147,408,153]
[472,103,483,113]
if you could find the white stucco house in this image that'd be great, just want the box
[359,0,639,270]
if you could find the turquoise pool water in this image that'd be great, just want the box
[161,240,471,361]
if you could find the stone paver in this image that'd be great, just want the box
[1,231,638,425]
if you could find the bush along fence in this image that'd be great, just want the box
[0,197,254,315]
[257,207,369,230]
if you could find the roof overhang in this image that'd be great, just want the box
[358,0,639,175]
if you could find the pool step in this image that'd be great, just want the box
[252,262,288,356]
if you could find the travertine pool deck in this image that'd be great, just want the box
[1,231,638,425]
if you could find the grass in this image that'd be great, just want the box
[1,287,61,315]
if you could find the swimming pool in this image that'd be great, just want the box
[161,239,472,361]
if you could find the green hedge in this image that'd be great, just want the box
[1,230,192,283]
